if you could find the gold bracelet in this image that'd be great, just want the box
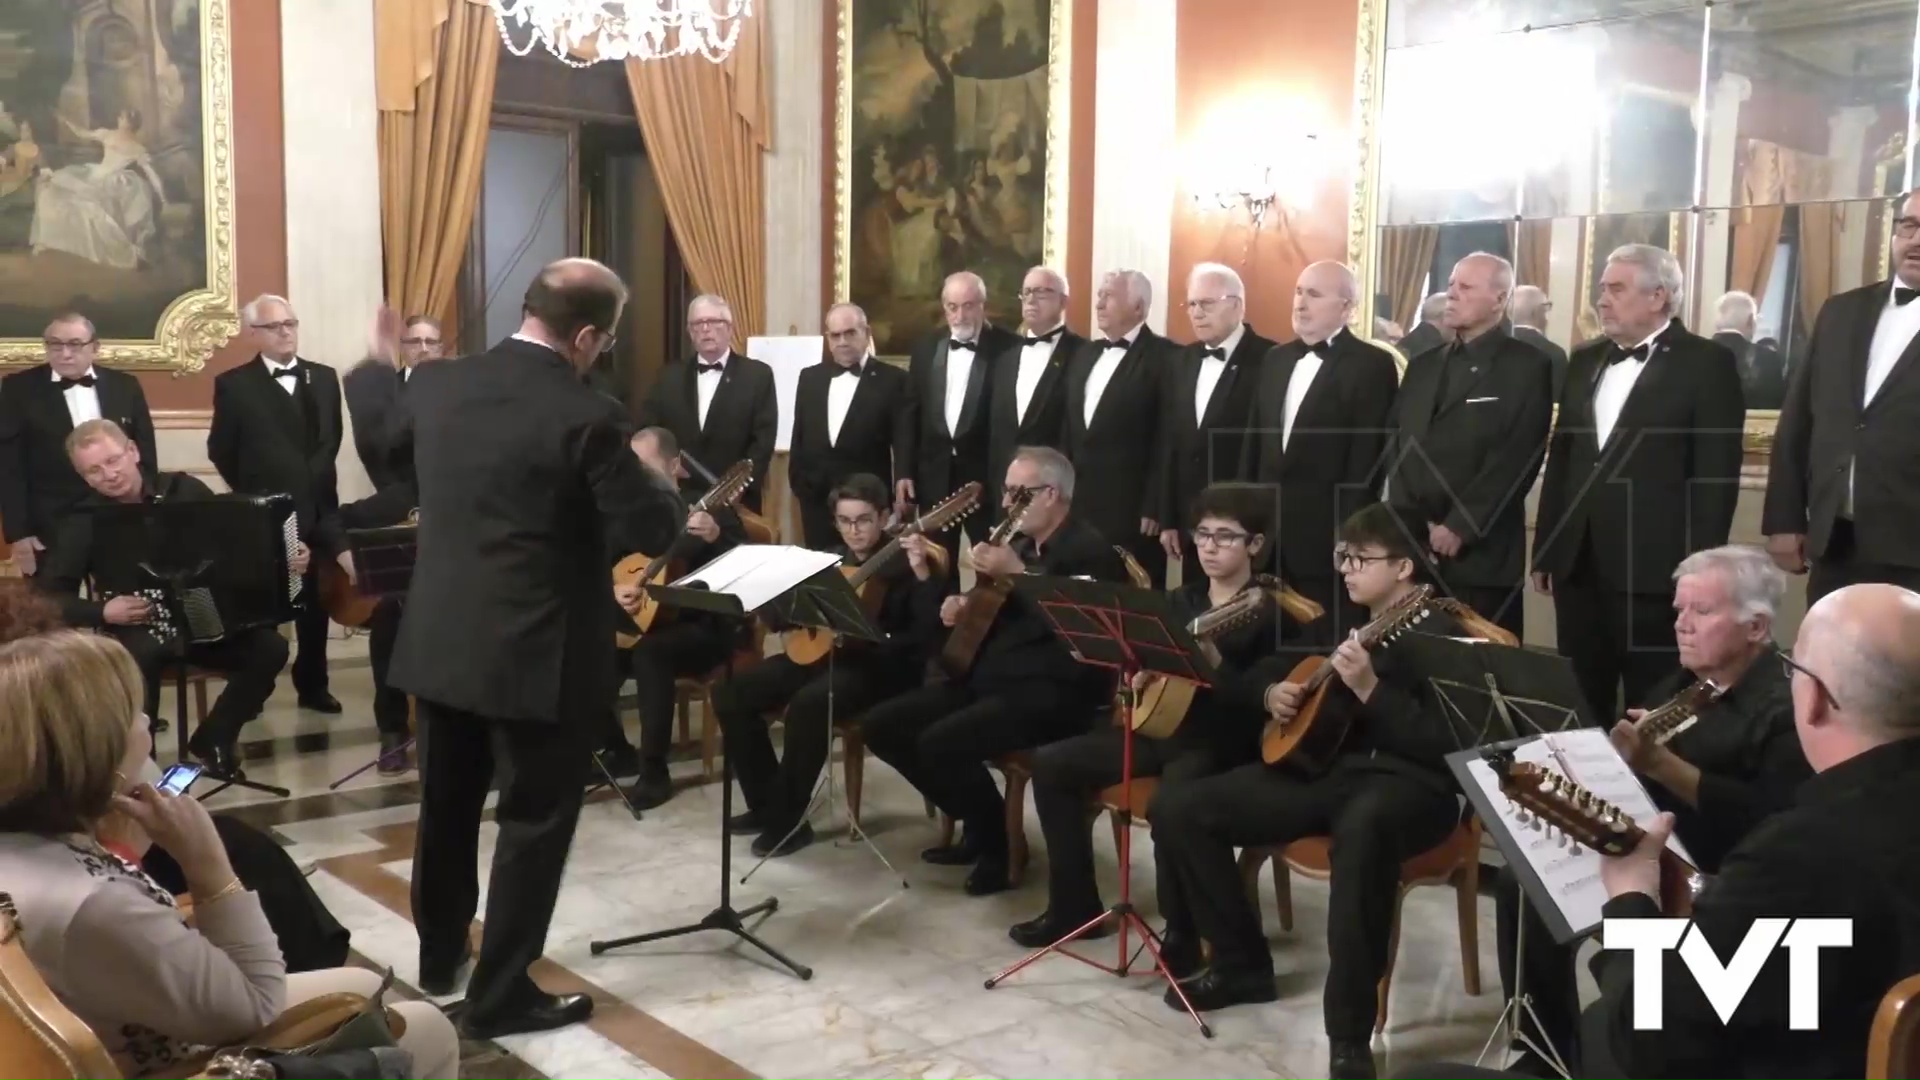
[199,878,245,905]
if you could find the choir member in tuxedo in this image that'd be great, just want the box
[1012,484,1322,947]
[1765,191,1920,602]
[207,294,345,714]
[710,473,947,857]
[1240,261,1400,639]
[0,313,156,579]
[1396,292,1448,361]
[1155,262,1274,569]
[788,303,914,547]
[906,271,1019,551]
[635,293,778,510]
[611,425,748,809]
[985,266,1081,519]
[392,260,683,1036]
[1382,253,1552,639]
[1534,245,1746,715]
[1509,285,1569,399]
[1711,291,1786,410]
[859,447,1127,895]
[342,310,444,772]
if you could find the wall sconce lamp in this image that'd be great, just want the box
[1189,134,1319,234]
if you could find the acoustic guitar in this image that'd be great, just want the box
[315,510,418,629]
[1129,575,1290,738]
[1483,749,1708,915]
[1258,583,1440,772]
[612,460,753,648]
[937,485,1037,678]
[783,482,982,666]
[1633,678,1724,746]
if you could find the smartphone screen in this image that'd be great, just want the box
[157,762,204,796]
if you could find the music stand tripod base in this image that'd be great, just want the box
[166,665,291,800]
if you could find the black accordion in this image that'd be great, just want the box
[92,493,303,645]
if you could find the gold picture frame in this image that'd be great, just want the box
[0,0,239,374]
[832,0,1071,358]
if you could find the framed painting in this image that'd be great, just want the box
[0,0,237,373]
[833,0,1071,359]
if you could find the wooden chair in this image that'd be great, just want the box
[0,895,119,1078]
[1870,973,1920,1079]
[673,635,765,781]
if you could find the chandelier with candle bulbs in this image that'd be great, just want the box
[489,0,752,66]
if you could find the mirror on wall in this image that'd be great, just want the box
[1367,0,1920,430]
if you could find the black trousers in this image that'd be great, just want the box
[412,699,591,1021]
[712,653,917,829]
[143,815,351,973]
[797,494,835,553]
[1149,761,1458,1040]
[619,620,736,768]
[1808,519,1920,606]
[1030,726,1220,918]
[1553,575,1677,720]
[292,567,330,697]
[861,678,1097,856]
[119,625,289,744]
[367,597,409,737]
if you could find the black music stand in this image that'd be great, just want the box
[981,574,1217,1038]
[587,555,818,982]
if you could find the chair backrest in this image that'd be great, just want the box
[1870,973,1920,1079]
[1115,547,1151,588]
[740,506,779,544]
[0,895,119,1079]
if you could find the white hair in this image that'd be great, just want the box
[824,301,868,330]
[1606,243,1685,317]
[1510,285,1550,329]
[943,271,987,302]
[1460,252,1515,296]
[1303,260,1358,302]
[1418,292,1447,323]
[687,293,733,322]
[1715,291,1757,334]
[242,294,294,326]
[1674,545,1785,624]
[1013,444,1075,500]
[1100,268,1153,313]
[1188,261,1245,300]
[1025,265,1070,299]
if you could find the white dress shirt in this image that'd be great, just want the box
[1015,325,1063,423]
[1084,323,1141,427]
[1282,327,1342,451]
[52,366,101,426]
[1593,324,1664,447]
[1194,323,1245,426]
[263,356,300,395]
[694,353,726,430]
[944,334,978,435]
[1848,286,1920,514]
[826,359,862,446]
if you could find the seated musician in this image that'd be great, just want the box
[1010,482,1323,947]
[1407,583,1920,1079]
[1149,501,1486,1080]
[607,425,747,807]
[35,419,307,777]
[710,473,948,858]
[859,446,1128,896]
[1494,544,1811,1073]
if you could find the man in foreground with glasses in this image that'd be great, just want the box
[0,312,156,578]
[709,472,949,858]
[635,292,777,512]
[985,266,1083,521]
[1148,502,1481,1080]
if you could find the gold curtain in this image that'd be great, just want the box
[1729,141,1788,302]
[1379,225,1440,331]
[376,0,499,337]
[1799,200,1845,329]
[1516,219,1552,290]
[624,13,770,347]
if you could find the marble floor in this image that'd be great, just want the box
[201,628,1521,1079]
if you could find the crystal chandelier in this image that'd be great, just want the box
[489,1,752,66]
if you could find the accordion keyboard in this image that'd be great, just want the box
[129,588,181,644]
[282,514,302,601]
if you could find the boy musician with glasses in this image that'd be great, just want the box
[1010,483,1326,948]
[709,473,949,858]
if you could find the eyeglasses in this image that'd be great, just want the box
[1184,296,1241,313]
[1778,649,1840,710]
[834,513,878,529]
[688,318,730,331]
[1895,217,1920,239]
[400,336,441,347]
[1334,548,1396,570]
[1018,287,1060,301]
[1192,528,1249,548]
[253,319,299,333]
[44,337,95,352]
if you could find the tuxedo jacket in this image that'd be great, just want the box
[985,328,1083,513]
[206,355,343,547]
[1239,331,1401,584]
[1514,324,1569,400]
[1061,328,1170,540]
[0,363,157,546]
[1764,280,1920,568]
[636,350,778,510]
[1713,330,1786,412]
[1534,321,1746,594]
[907,324,1019,500]
[1155,325,1276,524]
[788,357,914,500]
[1384,325,1553,588]
[342,358,414,492]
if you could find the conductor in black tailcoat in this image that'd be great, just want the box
[984,266,1082,520]
[906,270,1019,552]
[788,302,914,547]
[206,295,344,714]
[391,259,684,1039]
[635,293,778,510]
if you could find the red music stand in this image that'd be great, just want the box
[982,574,1222,1038]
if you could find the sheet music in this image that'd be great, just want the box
[1464,728,1696,936]
[671,545,841,611]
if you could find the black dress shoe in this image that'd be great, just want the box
[921,836,981,865]
[624,767,674,810]
[459,991,593,1039]
[963,857,1012,896]
[418,944,472,997]
[186,732,244,778]
[596,744,642,780]
[1008,910,1112,949]
[1162,966,1277,1012]
[298,692,343,714]
[1328,1038,1376,1079]
[727,809,765,835]
[1153,933,1203,982]
[750,822,814,857]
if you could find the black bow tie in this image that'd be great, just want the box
[1101,337,1129,351]
[57,374,95,389]
[1022,327,1064,348]
[948,339,976,352]
[1304,339,1333,358]
[1201,346,1227,361]
[269,366,297,380]
[697,361,724,374]
[1607,343,1651,366]
[1897,286,1919,307]
[830,362,860,377]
